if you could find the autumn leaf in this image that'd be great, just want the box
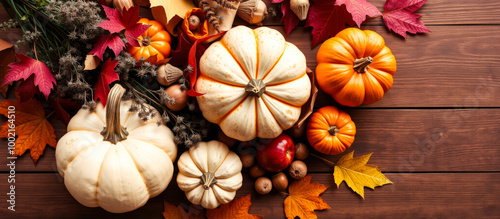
[280,0,300,35]
[17,75,39,102]
[84,54,101,70]
[284,175,330,219]
[98,6,151,47]
[206,194,263,219]
[0,39,15,97]
[2,54,56,100]
[163,201,205,219]
[88,34,125,60]
[94,59,119,107]
[150,0,195,35]
[335,0,381,27]
[334,151,392,198]
[305,0,355,48]
[382,0,430,38]
[49,95,81,126]
[134,0,150,7]
[0,98,56,163]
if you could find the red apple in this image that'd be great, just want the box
[256,134,295,172]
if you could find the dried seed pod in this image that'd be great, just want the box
[294,143,309,160]
[113,0,134,11]
[239,152,255,168]
[272,172,288,191]
[249,164,266,178]
[156,64,183,86]
[188,14,201,30]
[237,0,268,24]
[289,160,307,180]
[255,177,272,195]
[290,0,310,21]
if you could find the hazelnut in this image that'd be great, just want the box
[255,177,272,195]
[294,143,309,160]
[272,172,288,191]
[289,160,307,180]
[249,164,266,178]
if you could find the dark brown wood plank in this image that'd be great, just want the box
[2,109,498,172]
[0,173,498,218]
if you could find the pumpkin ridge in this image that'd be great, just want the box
[264,72,307,87]
[259,44,287,81]
[187,147,206,174]
[63,139,103,173]
[121,141,151,197]
[92,110,105,125]
[217,96,249,125]
[219,40,252,81]
[264,89,305,107]
[198,75,246,88]
[131,137,171,158]
[261,96,287,130]
[212,148,231,174]
[253,29,260,79]
[95,142,113,207]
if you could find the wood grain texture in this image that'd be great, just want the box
[0,173,498,218]
[1,109,498,172]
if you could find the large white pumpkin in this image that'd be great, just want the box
[177,140,243,209]
[196,25,311,141]
[56,84,177,213]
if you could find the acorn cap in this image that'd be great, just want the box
[290,0,309,21]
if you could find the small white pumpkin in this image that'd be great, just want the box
[56,84,177,213]
[196,26,311,141]
[177,140,243,209]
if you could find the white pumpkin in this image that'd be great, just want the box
[56,84,177,213]
[196,25,311,141]
[177,140,243,209]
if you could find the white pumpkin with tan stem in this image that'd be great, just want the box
[177,140,243,209]
[55,84,177,213]
[196,26,311,141]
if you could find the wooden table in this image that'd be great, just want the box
[1,0,499,218]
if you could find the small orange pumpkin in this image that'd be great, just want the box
[126,18,172,64]
[316,28,397,107]
[306,106,356,155]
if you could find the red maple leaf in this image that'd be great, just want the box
[382,0,430,38]
[98,6,150,47]
[94,59,119,106]
[2,54,56,99]
[335,0,381,27]
[49,95,81,126]
[305,1,355,48]
[88,34,125,60]
[17,75,39,102]
[281,0,300,35]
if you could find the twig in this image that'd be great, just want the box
[310,153,336,166]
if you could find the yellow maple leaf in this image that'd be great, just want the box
[0,97,56,163]
[334,151,393,198]
[150,0,195,35]
[284,175,330,219]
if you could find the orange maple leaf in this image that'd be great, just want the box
[284,175,330,219]
[0,97,56,163]
[206,194,263,219]
[163,201,205,219]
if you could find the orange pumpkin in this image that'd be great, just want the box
[316,28,397,107]
[126,18,172,64]
[306,106,356,155]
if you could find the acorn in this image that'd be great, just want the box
[157,63,183,86]
[294,143,309,160]
[250,164,266,178]
[289,160,307,180]
[272,172,288,191]
[290,0,310,21]
[237,0,268,24]
[255,177,272,195]
[239,152,255,168]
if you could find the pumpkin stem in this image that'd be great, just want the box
[101,84,129,144]
[328,126,339,136]
[140,36,151,47]
[245,79,266,97]
[353,57,373,73]
[200,172,217,190]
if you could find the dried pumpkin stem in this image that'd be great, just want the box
[140,36,151,47]
[101,84,129,144]
[353,56,373,73]
[245,79,266,97]
[328,125,339,136]
[200,172,217,190]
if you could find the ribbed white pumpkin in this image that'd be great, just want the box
[196,25,311,141]
[177,140,243,209]
[56,84,177,213]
